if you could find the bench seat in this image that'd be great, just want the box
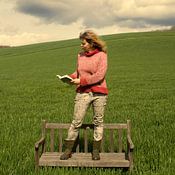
[39,152,130,167]
[35,120,134,171]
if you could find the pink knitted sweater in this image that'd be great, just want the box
[69,50,108,94]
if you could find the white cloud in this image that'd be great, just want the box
[0,33,49,46]
[115,0,175,20]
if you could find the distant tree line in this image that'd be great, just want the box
[169,26,175,31]
[153,26,175,32]
[0,45,10,48]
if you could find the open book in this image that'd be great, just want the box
[56,74,73,84]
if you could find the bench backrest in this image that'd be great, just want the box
[41,120,132,153]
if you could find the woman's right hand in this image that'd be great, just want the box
[71,78,80,85]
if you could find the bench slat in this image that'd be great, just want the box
[58,129,63,152]
[110,129,114,152]
[84,127,88,153]
[50,128,54,152]
[76,134,80,153]
[39,152,129,167]
[101,134,105,152]
[45,123,127,129]
[118,129,123,152]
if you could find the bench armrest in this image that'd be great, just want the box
[35,137,45,170]
[35,137,45,150]
[127,135,134,170]
[127,135,134,151]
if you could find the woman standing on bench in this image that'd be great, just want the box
[60,30,108,160]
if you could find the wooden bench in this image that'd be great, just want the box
[35,120,134,170]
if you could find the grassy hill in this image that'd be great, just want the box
[0,31,175,175]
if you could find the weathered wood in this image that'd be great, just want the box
[118,129,122,152]
[34,137,45,170]
[76,134,80,153]
[35,149,39,170]
[104,124,127,129]
[58,129,63,152]
[110,129,114,152]
[39,152,130,167]
[42,120,46,137]
[46,123,70,129]
[127,135,134,150]
[35,137,45,150]
[101,134,105,152]
[45,123,127,129]
[35,120,134,170]
[42,120,46,153]
[84,127,89,153]
[127,120,134,171]
[50,128,54,152]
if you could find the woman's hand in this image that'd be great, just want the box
[71,78,80,85]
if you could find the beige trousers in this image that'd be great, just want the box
[66,92,107,141]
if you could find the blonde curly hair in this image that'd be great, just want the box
[79,30,107,53]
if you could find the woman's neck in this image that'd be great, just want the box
[84,49,99,56]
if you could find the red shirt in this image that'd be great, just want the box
[69,50,108,95]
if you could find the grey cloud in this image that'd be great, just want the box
[16,1,61,23]
[15,0,175,28]
[117,16,175,29]
[116,19,147,29]
[146,18,175,26]
[15,0,117,27]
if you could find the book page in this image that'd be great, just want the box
[56,75,73,84]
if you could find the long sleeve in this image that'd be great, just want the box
[80,53,107,86]
[69,58,79,79]
[69,71,78,79]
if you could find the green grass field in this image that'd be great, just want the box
[0,31,175,175]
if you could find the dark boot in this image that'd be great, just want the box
[60,140,75,160]
[92,140,101,160]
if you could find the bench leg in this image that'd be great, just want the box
[35,149,39,171]
[129,152,134,172]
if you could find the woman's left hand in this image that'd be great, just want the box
[71,78,80,85]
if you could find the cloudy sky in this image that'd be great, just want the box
[0,0,175,46]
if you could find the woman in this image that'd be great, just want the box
[60,30,108,160]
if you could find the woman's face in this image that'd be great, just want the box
[81,39,92,52]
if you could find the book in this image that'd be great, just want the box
[56,74,73,84]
